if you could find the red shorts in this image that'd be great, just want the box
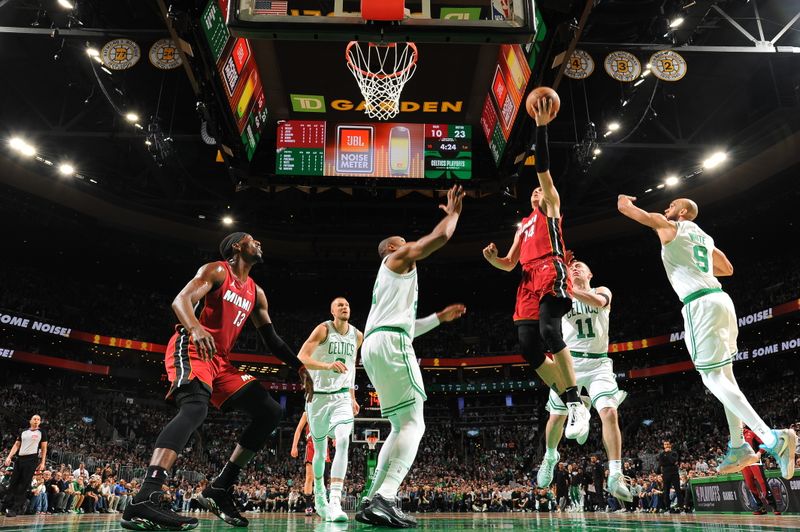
[164,329,257,409]
[304,437,330,464]
[513,256,572,322]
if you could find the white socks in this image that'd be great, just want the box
[609,460,622,476]
[329,423,352,504]
[329,480,343,505]
[700,364,777,448]
[374,396,426,500]
[725,407,745,447]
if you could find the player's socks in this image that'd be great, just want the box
[329,480,343,505]
[134,465,168,503]
[725,408,745,447]
[560,386,579,405]
[377,458,412,499]
[609,460,622,476]
[212,461,242,490]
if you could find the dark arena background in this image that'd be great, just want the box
[1,0,799,530]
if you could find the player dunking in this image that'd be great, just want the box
[617,196,796,479]
[482,98,590,442]
[357,185,467,528]
[121,232,309,531]
[535,260,632,503]
[295,297,362,522]
[290,413,328,515]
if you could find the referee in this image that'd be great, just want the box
[3,414,48,517]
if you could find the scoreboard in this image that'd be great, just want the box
[276,120,471,179]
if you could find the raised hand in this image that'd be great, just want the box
[439,185,465,216]
[437,304,467,323]
[482,243,498,261]
[533,98,557,126]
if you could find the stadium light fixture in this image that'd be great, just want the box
[665,175,679,186]
[222,216,234,226]
[669,16,685,28]
[593,148,601,155]
[702,151,727,169]
[58,0,74,8]
[634,79,645,87]
[86,47,100,57]
[9,137,36,157]
[125,112,139,123]
[608,122,620,131]
[58,163,75,176]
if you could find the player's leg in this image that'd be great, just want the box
[200,374,282,527]
[310,434,329,517]
[303,462,314,513]
[517,322,566,393]
[537,393,566,488]
[122,379,208,530]
[326,419,354,521]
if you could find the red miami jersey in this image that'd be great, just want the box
[517,205,567,265]
[190,261,256,358]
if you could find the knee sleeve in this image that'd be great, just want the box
[517,322,546,369]
[227,384,283,451]
[154,383,210,451]
[539,295,569,353]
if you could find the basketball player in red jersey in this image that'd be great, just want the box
[122,232,310,531]
[290,412,330,515]
[482,97,590,442]
[742,426,781,515]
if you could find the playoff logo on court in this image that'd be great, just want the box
[648,50,687,81]
[564,49,594,80]
[604,51,641,82]
[149,39,182,70]
[101,39,141,70]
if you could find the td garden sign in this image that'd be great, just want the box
[290,94,463,114]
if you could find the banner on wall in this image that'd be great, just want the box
[692,471,798,514]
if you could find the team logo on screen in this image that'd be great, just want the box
[101,39,141,70]
[604,51,641,82]
[649,50,687,81]
[149,39,182,70]
[564,49,594,80]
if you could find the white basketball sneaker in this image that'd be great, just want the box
[326,498,348,522]
[565,401,590,443]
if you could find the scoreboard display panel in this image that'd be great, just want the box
[276,120,471,179]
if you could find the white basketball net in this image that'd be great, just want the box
[346,41,418,120]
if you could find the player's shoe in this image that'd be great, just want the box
[304,506,314,516]
[363,493,417,528]
[576,396,593,445]
[314,491,329,520]
[121,491,199,531]
[759,428,797,480]
[753,507,767,515]
[565,401,590,443]
[716,442,759,474]
[326,499,348,522]
[608,474,633,503]
[199,484,249,527]
[536,450,559,488]
[355,498,376,525]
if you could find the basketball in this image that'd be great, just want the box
[526,87,560,118]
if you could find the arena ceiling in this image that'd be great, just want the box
[0,0,798,251]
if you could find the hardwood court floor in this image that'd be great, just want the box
[0,511,797,531]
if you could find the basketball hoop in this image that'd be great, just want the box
[366,434,379,451]
[346,40,418,121]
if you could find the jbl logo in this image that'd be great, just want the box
[290,94,326,112]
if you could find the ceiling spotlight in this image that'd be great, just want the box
[222,216,234,226]
[645,188,653,193]
[593,148,601,155]
[144,139,152,146]
[86,47,100,57]
[125,112,139,122]
[607,122,620,132]
[57,0,74,8]
[9,137,36,157]
[622,100,629,107]
[703,151,728,169]
[665,175,679,186]
[657,184,665,189]
[58,163,75,176]
[669,16,685,28]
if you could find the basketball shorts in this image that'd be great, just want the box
[514,256,572,322]
[362,328,427,417]
[306,391,354,443]
[164,328,257,409]
[546,355,627,414]
[681,290,738,372]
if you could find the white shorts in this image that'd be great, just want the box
[546,356,625,414]
[306,392,354,442]
[682,290,738,372]
[362,328,427,417]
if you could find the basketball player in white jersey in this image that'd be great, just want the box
[357,185,467,528]
[617,195,796,478]
[297,297,362,522]
[536,261,632,502]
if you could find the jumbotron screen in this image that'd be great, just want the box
[276,120,471,179]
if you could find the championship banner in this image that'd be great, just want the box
[692,470,799,514]
[604,51,641,82]
[564,49,594,80]
[649,50,687,81]
[101,39,141,70]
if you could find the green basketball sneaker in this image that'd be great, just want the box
[717,442,759,475]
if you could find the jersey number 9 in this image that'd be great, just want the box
[692,245,709,273]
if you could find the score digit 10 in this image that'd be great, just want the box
[425,124,447,139]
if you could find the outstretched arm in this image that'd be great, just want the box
[483,232,522,272]
[414,304,467,338]
[571,286,612,309]
[617,195,677,245]
[531,98,560,216]
[712,248,733,276]
[386,185,464,273]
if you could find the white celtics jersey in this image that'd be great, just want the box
[310,322,358,392]
[661,221,721,301]
[364,257,418,338]
[562,289,610,354]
